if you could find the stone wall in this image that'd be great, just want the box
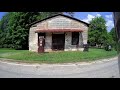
[29,27,38,52]
[34,16,88,31]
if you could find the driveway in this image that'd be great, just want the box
[0,57,119,78]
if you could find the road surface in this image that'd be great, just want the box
[0,57,119,78]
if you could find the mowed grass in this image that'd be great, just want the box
[0,48,118,63]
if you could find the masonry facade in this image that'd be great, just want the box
[29,14,89,52]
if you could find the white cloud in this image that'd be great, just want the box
[106,20,114,27]
[82,14,95,23]
[105,14,112,19]
[106,19,114,32]
[105,14,114,32]
[96,14,101,17]
[82,13,101,23]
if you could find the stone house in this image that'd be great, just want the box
[29,14,89,53]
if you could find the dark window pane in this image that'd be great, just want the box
[72,32,79,45]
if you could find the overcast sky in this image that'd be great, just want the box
[0,12,114,32]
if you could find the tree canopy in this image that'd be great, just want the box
[88,16,108,48]
[108,27,117,50]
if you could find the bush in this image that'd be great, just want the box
[0,45,2,48]
[3,44,8,48]
[104,44,112,51]
[7,44,14,48]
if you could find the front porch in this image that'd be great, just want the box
[36,31,84,52]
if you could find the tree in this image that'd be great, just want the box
[0,12,40,49]
[7,12,40,49]
[88,16,107,48]
[108,27,117,50]
[109,28,116,41]
[0,12,12,48]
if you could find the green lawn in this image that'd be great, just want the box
[0,48,118,63]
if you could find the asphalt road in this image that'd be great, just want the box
[0,57,120,78]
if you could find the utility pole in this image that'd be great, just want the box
[113,12,120,76]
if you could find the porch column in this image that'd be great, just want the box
[64,32,72,51]
[82,29,88,44]
[44,33,52,52]
[29,27,38,52]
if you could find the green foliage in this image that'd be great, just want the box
[0,12,74,50]
[88,16,108,48]
[88,16,117,51]
[109,28,116,41]
[0,12,41,49]
[108,28,117,50]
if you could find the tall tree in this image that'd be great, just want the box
[88,16,107,48]
[108,27,117,50]
[0,12,12,48]
[109,28,116,41]
[8,12,40,49]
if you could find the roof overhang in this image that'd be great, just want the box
[35,29,83,33]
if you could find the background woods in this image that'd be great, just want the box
[88,16,116,50]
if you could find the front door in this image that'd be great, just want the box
[52,33,65,51]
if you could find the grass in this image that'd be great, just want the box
[0,48,118,64]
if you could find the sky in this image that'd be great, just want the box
[0,12,114,32]
[65,12,114,32]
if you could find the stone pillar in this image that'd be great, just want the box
[44,33,52,52]
[79,32,83,48]
[78,32,84,51]
[29,27,38,52]
[64,32,72,51]
[82,29,88,44]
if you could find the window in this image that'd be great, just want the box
[72,32,79,45]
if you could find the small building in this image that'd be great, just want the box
[29,14,89,53]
